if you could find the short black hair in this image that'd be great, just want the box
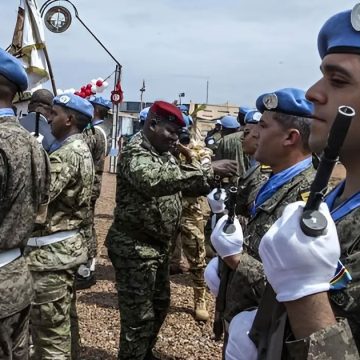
[273,112,311,152]
[63,107,91,132]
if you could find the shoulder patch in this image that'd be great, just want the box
[300,191,310,202]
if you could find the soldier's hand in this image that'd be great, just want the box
[259,201,340,302]
[212,160,238,178]
[177,143,194,162]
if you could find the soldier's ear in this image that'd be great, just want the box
[150,119,157,130]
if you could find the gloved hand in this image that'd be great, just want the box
[204,257,220,297]
[207,188,226,213]
[226,309,258,360]
[30,132,44,145]
[259,201,340,302]
[211,214,243,258]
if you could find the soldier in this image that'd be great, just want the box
[19,89,55,152]
[205,120,222,152]
[235,109,269,219]
[209,88,315,356]
[24,93,94,359]
[77,96,112,289]
[105,100,237,360]
[0,48,49,360]
[243,8,360,359]
[173,112,213,321]
[215,115,247,182]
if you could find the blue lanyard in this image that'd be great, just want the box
[0,108,15,117]
[251,157,312,216]
[325,181,360,221]
[93,119,104,126]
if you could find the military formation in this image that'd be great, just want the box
[1,5,360,360]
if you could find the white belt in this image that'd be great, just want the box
[27,230,78,247]
[0,248,21,268]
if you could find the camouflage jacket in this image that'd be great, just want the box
[215,131,247,184]
[84,123,107,203]
[106,131,213,256]
[26,134,94,271]
[247,185,360,359]
[223,165,315,323]
[0,115,50,318]
[236,164,269,219]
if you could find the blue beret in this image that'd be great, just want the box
[53,93,94,119]
[90,96,112,109]
[318,9,360,59]
[244,110,262,124]
[182,113,193,127]
[0,48,28,91]
[238,106,252,116]
[139,107,150,122]
[220,115,239,129]
[256,88,314,118]
[178,104,189,113]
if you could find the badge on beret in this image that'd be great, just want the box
[253,112,262,121]
[351,3,360,31]
[59,95,70,104]
[263,93,278,110]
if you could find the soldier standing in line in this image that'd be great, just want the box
[19,89,55,152]
[240,8,360,359]
[24,93,94,359]
[209,88,315,357]
[0,48,50,360]
[105,100,237,360]
[173,112,213,321]
[77,96,112,289]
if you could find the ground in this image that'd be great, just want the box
[77,162,222,360]
[77,160,346,360]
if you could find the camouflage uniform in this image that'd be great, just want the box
[83,123,107,258]
[25,134,94,359]
[215,131,247,185]
[0,115,49,360]
[223,166,315,323]
[205,130,222,153]
[106,131,213,360]
[177,141,213,317]
[249,203,360,359]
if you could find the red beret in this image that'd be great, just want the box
[149,101,185,127]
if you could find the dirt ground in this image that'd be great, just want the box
[77,161,346,360]
[77,162,222,360]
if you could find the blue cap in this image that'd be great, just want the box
[238,106,252,116]
[90,96,112,109]
[220,115,239,129]
[182,113,193,127]
[318,9,360,59]
[53,93,94,119]
[256,88,314,118]
[178,104,189,113]
[244,110,262,124]
[0,48,28,91]
[139,107,150,122]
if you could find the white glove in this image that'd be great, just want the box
[226,309,258,360]
[259,201,340,302]
[30,132,44,145]
[204,257,220,297]
[211,215,243,259]
[207,188,227,213]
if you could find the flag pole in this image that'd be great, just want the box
[43,45,57,95]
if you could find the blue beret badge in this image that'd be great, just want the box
[59,95,71,104]
[263,93,278,110]
[351,4,360,31]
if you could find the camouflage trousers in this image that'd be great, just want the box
[83,201,97,259]
[171,198,207,289]
[30,270,77,360]
[0,305,30,360]
[108,248,171,360]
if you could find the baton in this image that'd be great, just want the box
[223,186,238,234]
[35,111,40,138]
[300,106,355,236]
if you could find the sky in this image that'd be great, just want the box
[0,0,357,107]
